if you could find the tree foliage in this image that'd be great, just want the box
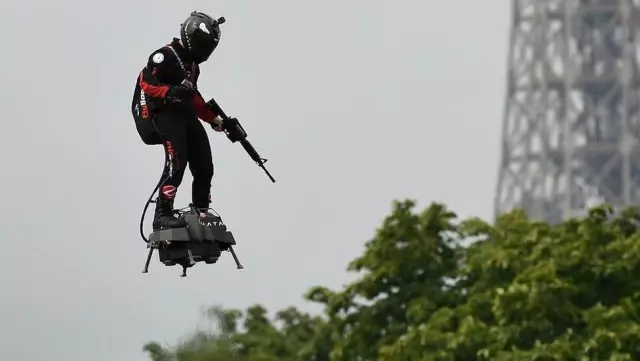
[144,200,640,360]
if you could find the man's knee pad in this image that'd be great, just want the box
[160,184,177,200]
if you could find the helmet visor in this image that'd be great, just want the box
[192,26,220,62]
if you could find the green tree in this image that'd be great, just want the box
[317,200,463,361]
[145,201,640,361]
[381,205,640,360]
[143,306,245,361]
[143,303,329,361]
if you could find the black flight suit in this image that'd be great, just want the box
[134,38,218,210]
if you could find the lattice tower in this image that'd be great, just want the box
[495,0,640,223]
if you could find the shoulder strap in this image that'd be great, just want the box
[165,45,196,84]
[164,45,185,71]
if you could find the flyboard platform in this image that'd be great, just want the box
[142,205,243,277]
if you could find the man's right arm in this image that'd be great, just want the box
[138,47,180,98]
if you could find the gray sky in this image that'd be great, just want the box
[0,1,509,360]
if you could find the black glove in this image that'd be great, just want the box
[166,85,194,100]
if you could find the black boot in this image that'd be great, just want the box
[194,204,213,217]
[193,196,213,218]
[152,198,186,230]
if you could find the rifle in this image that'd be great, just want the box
[206,98,276,183]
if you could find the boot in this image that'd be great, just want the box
[152,197,186,230]
[195,206,214,218]
[193,197,213,218]
[192,188,213,218]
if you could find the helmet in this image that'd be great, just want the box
[180,11,225,64]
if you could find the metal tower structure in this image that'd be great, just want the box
[495,0,640,223]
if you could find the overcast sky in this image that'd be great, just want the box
[0,1,509,360]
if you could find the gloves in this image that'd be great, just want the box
[166,85,194,100]
[210,115,224,132]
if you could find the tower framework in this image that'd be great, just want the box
[495,0,640,223]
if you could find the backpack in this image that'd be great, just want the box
[131,73,162,145]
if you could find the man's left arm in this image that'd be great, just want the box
[192,92,224,131]
[192,91,216,122]
[190,64,223,130]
